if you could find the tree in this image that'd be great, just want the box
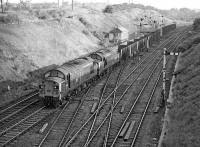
[103,5,113,13]
[19,0,31,10]
[193,18,200,30]
[1,0,4,13]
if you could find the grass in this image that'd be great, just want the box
[0,13,19,23]
[164,32,200,147]
[0,80,35,107]
[33,9,67,20]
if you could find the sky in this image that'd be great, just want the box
[6,0,200,10]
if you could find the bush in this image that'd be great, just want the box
[177,35,200,52]
[193,18,200,30]
[82,30,89,36]
[35,10,49,20]
[103,5,113,13]
[48,9,66,19]
[0,14,19,23]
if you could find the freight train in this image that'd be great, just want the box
[39,24,176,107]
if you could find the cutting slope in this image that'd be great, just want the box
[0,4,175,82]
[163,33,200,147]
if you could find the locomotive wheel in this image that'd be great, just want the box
[52,101,59,108]
[65,95,70,101]
[43,99,50,107]
[59,100,63,105]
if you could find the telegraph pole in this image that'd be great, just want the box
[160,16,164,37]
[163,48,179,105]
[57,0,63,8]
[107,0,109,4]
[72,0,74,11]
[1,0,4,13]
[163,48,167,102]
[140,18,143,33]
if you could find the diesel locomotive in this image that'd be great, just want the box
[39,24,176,107]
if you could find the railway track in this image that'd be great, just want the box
[1,27,188,147]
[35,63,124,147]
[63,27,189,147]
[83,28,189,147]
[0,91,40,135]
[61,49,160,146]
[0,106,56,147]
[78,62,125,147]
[128,29,190,147]
[82,52,164,147]
[82,53,162,147]
[0,91,39,122]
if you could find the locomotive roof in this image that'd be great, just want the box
[62,57,90,66]
[92,49,113,58]
[96,49,111,54]
[56,56,93,76]
[110,26,129,34]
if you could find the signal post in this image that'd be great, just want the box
[162,48,179,106]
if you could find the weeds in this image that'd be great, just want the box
[82,30,89,36]
[103,5,113,13]
[0,14,19,23]
[165,32,200,146]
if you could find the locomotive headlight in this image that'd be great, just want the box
[54,85,59,89]
[39,85,44,89]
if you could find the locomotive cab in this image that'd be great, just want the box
[89,53,104,75]
[39,70,65,107]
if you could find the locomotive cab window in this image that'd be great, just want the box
[57,72,65,79]
[44,72,50,78]
[44,70,65,79]
[89,54,102,61]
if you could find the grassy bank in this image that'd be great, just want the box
[164,33,200,147]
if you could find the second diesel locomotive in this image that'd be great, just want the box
[39,24,176,107]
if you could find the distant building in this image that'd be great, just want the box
[109,26,129,43]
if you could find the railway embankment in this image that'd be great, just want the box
[0,4,174,106]
[159,32,200,147]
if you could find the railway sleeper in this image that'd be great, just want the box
[119,122,130,138]
[124,120,135,141]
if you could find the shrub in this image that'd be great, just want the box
[193,18,200,30]
[34,10,49,20]
[82,30,89,36]
[79,17,88,26]
[103,5,113,13]
[0,14,19,23]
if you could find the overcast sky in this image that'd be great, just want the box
[6,0,200,10]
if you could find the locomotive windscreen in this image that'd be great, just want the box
[44,70,65,79]
[89,54,102,61]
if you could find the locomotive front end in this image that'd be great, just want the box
[39,80,61,107]
[39,70,65,108]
